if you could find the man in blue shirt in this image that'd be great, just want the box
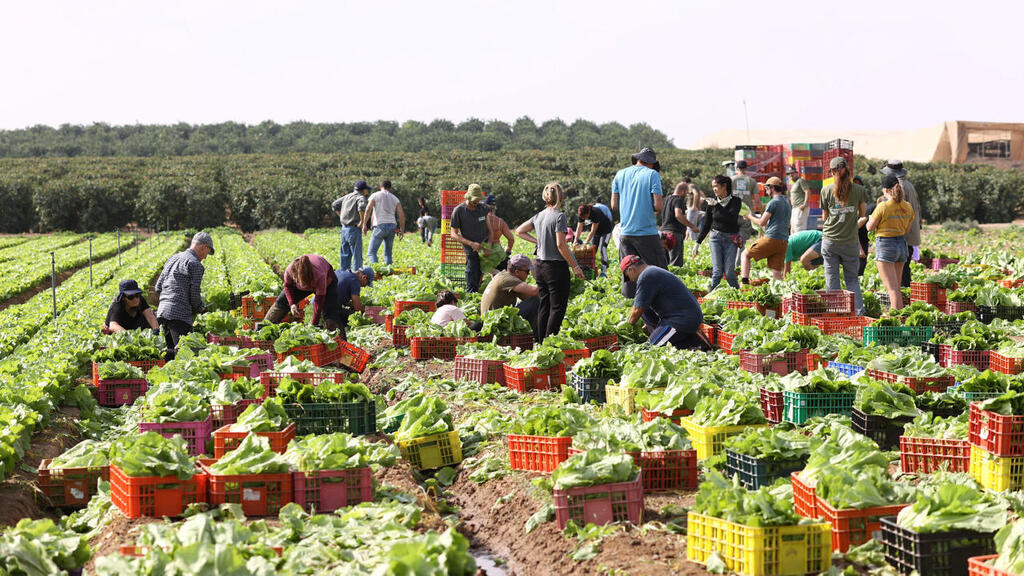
[621,255,708,350]
[741,176,791,282]
[334,266,374,328]
[611,148,667,297]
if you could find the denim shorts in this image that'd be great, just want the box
[875,236,909,263]
[809,240,824,266]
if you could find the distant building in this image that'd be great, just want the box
[934,121,1024,165]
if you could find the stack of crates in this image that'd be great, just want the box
[788,143,827,230]
[734,145,785,183]
[439,190,467,288]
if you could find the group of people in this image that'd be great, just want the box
[331,179,407,270]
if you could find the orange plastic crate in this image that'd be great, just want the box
[699,324,717,347]
[969,402,1024,457]
[968,555,1012,576]
[582,334,619,352]
[561,347,590,368]
[865,369,954,394]
[899,436,970,474]
[336,341,372,373]
[910,282,950,307]
[37,459,109,508]
[818,498,910,553]
[640,408,693,425]
[717,330,737,354]
[990,352,1024,375]
[409,336,480,361]
[507,434,573,473]
[726,300,781,319]
[791,471,819,519]
[109,464,207,519]
[811,315,872,339]
[441,190,466,205]
[394,300,436,317]
[503,363,566,393]
[497,332,535,350]
[199,459,292,517]
[213,423,296,458]
[276,336,346,366]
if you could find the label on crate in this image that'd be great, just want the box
[980,426,989,440]
[243,487,264,502]
[69,486,86,501]
[765,310,777,319]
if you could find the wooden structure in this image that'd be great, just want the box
[933,121,1024,164]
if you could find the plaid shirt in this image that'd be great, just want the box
[155,249,205,323]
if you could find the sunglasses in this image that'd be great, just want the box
[124,293,141,300]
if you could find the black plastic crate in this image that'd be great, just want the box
[570,374,607,404]
[852,408,913,450]
[880,516,995,576]
[933,319,967,335]
[921,342,942,363]
[978,305,1024,324]
[724,449,807,490]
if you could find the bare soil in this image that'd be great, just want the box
[0,267,78,312]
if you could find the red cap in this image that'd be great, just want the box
[619,254,642,272]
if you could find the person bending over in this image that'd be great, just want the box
[620,255,708,350]
[105,279,159,333]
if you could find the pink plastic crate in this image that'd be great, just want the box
[292,467,373,513]
[553,475,643,530]
[138,417,213,456]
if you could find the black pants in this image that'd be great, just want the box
[274,275,344,330]
[535,260,570,342]
[516,296,541,340]
[663,229,687,267]
[619,234,669,298]
[901,249,914,287]
[159,318,193,361]
[465,251,482,293]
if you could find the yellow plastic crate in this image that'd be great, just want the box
[969,445,1024,491]
[440,219,451,235]
[679,418,767,460]
[396,431,463,471]
[687,513,832,576]
[606,385,663,415]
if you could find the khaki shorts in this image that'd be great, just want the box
[747,237,788,270]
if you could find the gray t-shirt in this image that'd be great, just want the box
[331,191,368,227]
[531,208,568,261]
[451,203,491,253]
[368,190,400,226]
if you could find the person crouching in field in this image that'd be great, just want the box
[265,254,345,334]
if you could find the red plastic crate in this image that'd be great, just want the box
[394,300,436,317]
[453,356,506,385]
[759,387,784,422]
[213,423,296,458]
[138,418,213,456]
[497,332,535,350]
[391,324,410,347]
[207,334,253,348]
[865,369,954,394]
[410,336,481,361]
[933,258,960,271]
[37,459,109,508]
[507,434,573,473]
[582,334,619,352]
[96,379,148,407]
[717,330,737,354]
[910,282,950,307]
[990,352,1024,375]
[790,291,855,316]
[230,353,275,378]
[210,403,241,430]
[640,408,693,425]
[336,341,372,372]
[91,359,165,386]
[699,324,717,347]
[968,555,1012,576]
[899,436,970,474]
[363,305,387,324]
[553,475,643,530]
[260,371,347,399]
[503,363,567,393]
[441,190,466,205]
[811,315,873,339]
[241,295,276,320]
[946,301,979,316]
[940,346,991,371]
[807,353,826,371]
[276,337,346,366]
[109,463,206,519]
[292,467,373,513]
[790,311,815,326]
[561,348,590,368]
[199,459,292,517]
[818,498,910,553]
[742,350,807,377]
[792,471,819,519]
[635,449,698,492]
[969,402,1024,457]
[726,300,782,319]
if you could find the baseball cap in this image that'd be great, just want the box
[829,157,847,170]
[786,165,797,174]
[881,174,900,189]
[118,279,143,296]
[484,194,497,205]
[619,254,642,272]
[354,180,371,191]
[192,231,215,254]
[765,176,784,187]
[736,160,748,170]
[358,266,375,286]
[509,254,534,271]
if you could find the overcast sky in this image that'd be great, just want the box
[2,0,1019,147]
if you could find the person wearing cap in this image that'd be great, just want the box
[660,182,700,267]
[620,255,707,350]
[265,254,345,333]
[820,156,870,315]
[334,265,374,326]
[868,174,915,310]
[155,231,214,358]
[787,165,813,233]
[451,184,494,293]
[611,147,667,297]
[880,160,922,288]
[741,176,791,281]
[484,195,515,271]
[362,180,405,266]
[480,253,541,334]
[332,180,371,271]
[104,279,159,333]
[516,182,585,341]
[784,229,824,274]
[693,175,742,289]
[574,203,614,276]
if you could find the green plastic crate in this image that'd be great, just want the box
[862,325,933,347]
[783,390,857,424]
[952,388,1003,403]
[282,401,376,436]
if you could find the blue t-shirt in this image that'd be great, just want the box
[764,195,792,241]
[633,266,702,332]
[334,270,362,306]
[612,165,662,236]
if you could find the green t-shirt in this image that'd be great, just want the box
[731,175,758,211]
[785,230,823,262]
[820,182,869,244]
[790,178,811,209]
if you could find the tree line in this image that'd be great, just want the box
[0,149,1019,234]
[0,119,674,158]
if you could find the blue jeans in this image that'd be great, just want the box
[709,232,739,290]
[822,239,865,315]
[339,226,363,271]
[368,223,397,265]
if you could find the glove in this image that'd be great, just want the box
[912,246,921,262]
[692,243,700,258]
[290,304,301,318]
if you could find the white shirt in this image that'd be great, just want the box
[431,304,466,327]
[368,190,400,226]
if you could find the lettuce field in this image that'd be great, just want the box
[4,224,1024,575]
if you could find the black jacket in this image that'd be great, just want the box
[696,195,741,244]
